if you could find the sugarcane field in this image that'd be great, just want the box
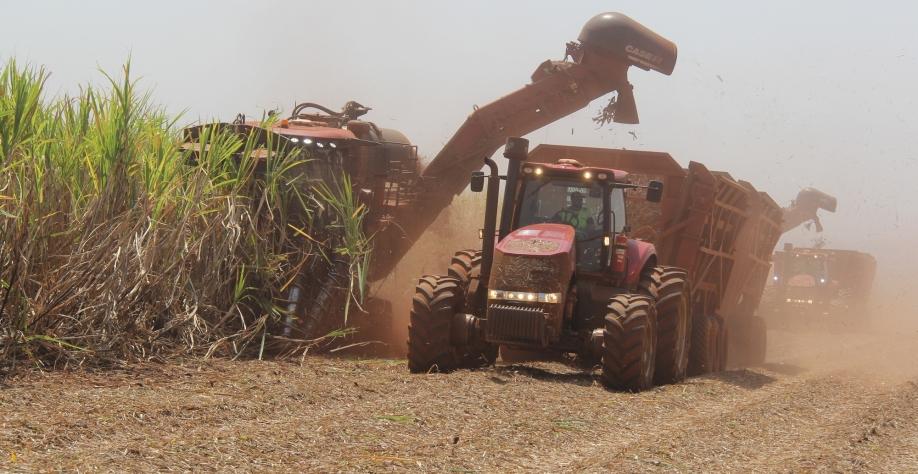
[2,2,918,472]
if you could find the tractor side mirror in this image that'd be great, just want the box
[646,180,663,203]
[470,171,485,193]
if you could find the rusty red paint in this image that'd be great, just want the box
[496,224,575,257]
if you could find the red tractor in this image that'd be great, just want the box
[407,138,692,391]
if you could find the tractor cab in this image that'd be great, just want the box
[513,160,633,272]
[464,138,664,349]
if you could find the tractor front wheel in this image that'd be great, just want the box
[640,266,692,385]
[407,275,495,373]
[602,294,658,391]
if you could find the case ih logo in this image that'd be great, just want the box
[625,44,664,68]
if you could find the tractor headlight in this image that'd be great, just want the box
[488,289,561,304]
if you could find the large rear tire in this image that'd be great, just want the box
[640,266,692,384]
[602,294,657,391]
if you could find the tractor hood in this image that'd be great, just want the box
[495,224,575,258]
[489,224,576,301]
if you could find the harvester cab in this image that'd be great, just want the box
[769,244,876,320]
[408,138,693,392]
[184,100,420,234]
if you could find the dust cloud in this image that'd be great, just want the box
[765,248,918,383]
[370,193,486,356]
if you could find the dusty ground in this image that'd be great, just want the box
[2,323,918,472]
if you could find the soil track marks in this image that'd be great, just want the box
[2,327,918,472]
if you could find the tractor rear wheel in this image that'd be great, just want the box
[688,313,721,375]
[602,294,657,391]
[641,266,692,384]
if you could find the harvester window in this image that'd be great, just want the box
[787,254,828,279]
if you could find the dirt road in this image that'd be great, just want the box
[2,327,918,472]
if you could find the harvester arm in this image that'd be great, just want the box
[423,12,676,184]
[782,187,837,233]
[370,12,677,278]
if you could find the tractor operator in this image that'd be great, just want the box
[552,191,596,234]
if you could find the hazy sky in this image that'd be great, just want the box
[3,1,917,281]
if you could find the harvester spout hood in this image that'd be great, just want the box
[577,12,678,76]
[782,187,838,233]
[575,12,677,125]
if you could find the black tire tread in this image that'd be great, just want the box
[602,294,657,391]
[640,266,692,384]
[408,275,461,373]
[447,249,481,287]
[688,313,721,375]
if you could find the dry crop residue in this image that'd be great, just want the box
[2,327,918,472]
